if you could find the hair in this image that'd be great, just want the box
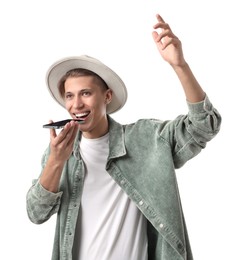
[58,68,109,98]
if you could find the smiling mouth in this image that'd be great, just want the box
[73,112,90,120]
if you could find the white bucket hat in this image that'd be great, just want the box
[46,55,127,114]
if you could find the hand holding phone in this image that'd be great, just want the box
[43,119,84,129]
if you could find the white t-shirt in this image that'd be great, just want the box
[72,133,148,260]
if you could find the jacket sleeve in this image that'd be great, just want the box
[159,95,221,168]
[26,148,63,224]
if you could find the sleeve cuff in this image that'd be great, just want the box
[34,180,63,203]
[187,95,214,115]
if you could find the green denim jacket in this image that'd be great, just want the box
[26,96,221,260]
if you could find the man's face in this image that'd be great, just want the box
[64,75,112,139]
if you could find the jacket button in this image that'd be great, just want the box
[139,200,143,206]
[159,223,164,229]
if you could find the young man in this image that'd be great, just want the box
[26,14,221,260]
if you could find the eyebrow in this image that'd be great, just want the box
[65,88,93,94]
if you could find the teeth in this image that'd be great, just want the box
[74,112,89,118]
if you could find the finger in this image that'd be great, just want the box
[49,122,71,146]
[156,14,165,23]
[50,128,57,139]
[67,123,79,147]
[152,30,159,40]
[152,31,163,48]
[162,38,179,50]
[48,120,57,139]
[58,121,77,145]
[153,21,170,31]
[157,29,176,42]
[152,14,165,29]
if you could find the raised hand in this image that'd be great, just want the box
[152,14,186,67]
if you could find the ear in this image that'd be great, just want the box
[105,89,113,104]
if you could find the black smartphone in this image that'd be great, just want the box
[43,119,84,129]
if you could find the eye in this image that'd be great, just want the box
[82,91,91,97]
[65,93,73,100]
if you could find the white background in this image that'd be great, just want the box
[0,0,234,259]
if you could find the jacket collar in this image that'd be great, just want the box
[73,115,126,160]
[107,115,126,160]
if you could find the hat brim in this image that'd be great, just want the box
[46,55,127,114]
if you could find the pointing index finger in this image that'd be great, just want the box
[153,14,166,30]
[156,14,165,23]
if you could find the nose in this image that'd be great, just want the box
[73,96,84,109]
